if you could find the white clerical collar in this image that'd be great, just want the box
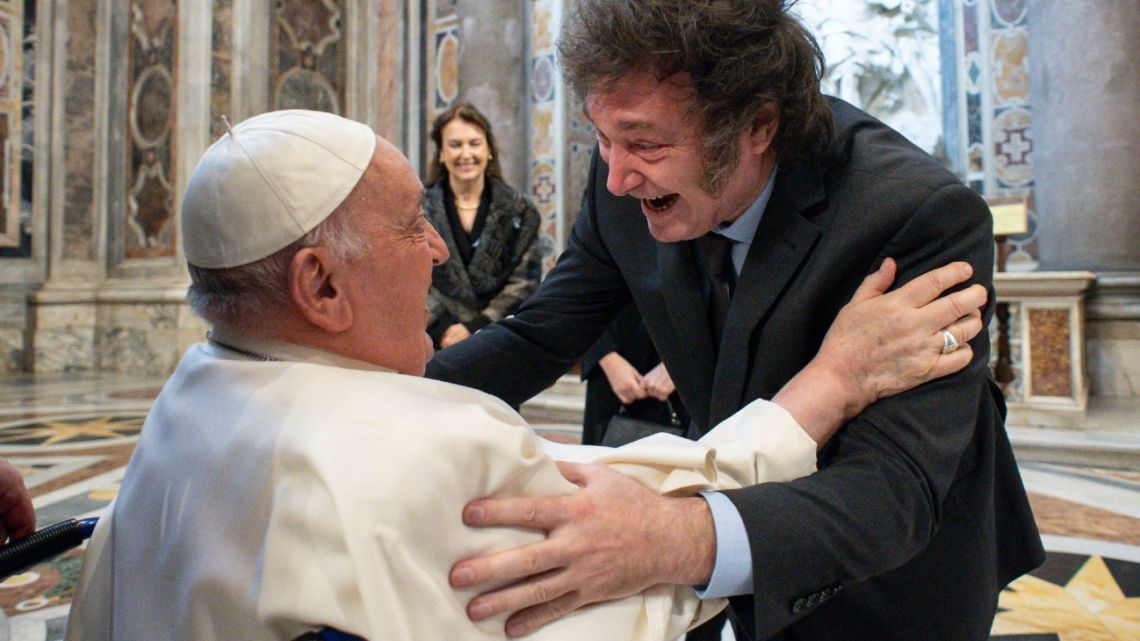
[206,326,394,373]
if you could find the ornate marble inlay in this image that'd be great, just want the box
[992,28,1029,104]
[529,0,562,272]
[952,0,1038,268]
[272,0,345,114]
[532,54,555,103]
[993,552,1140,638]
[0,415,143,448]
[434,29,459,107]
[1028,308,1073,398]
[62,1,98,261]
[277,0,341,55]
[125,0,178,259]
[993,107,1032,187]
[130,0,175,51]
[424,1,458,163]
[992,0,1027,27]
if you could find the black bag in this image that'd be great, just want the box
[600,398,686,447]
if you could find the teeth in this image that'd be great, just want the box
[645,194,678,211]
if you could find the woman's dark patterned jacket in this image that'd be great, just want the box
[424,177,543,344]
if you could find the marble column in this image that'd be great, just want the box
[27,0,207,376]
[25,0,106,372]
[1027,0,1139,272]
[455,0,528,190]
[1028,1,1140,400]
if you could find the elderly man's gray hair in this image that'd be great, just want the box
[186,202,368,328]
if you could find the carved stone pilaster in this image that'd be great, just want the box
[1086,273,1140,399]
[994,271,1095,425]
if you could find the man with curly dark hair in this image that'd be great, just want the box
[429,2,1044,639]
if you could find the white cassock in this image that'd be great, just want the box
[65,337,817,641]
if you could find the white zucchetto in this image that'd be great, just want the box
[180,109,377,269]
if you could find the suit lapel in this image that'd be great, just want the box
[707,162,826,428]
[657,240,717,433]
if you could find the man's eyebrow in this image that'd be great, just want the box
[582,107,666,136]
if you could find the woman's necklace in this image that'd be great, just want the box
[451,178,484,212]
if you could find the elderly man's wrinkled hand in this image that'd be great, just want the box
[449,462,715,637]
[818,259,987,412]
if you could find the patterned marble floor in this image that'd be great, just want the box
[0,373,1137,640]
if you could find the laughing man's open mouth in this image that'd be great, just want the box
[643,194,679,211]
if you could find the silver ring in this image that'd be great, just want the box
[941,330,960,355]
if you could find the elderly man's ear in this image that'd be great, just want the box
[289,247,354,333]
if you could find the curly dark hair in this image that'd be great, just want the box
[426,102,505,185]
[557,0,833,192]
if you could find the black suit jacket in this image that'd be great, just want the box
[426,98,1044,640]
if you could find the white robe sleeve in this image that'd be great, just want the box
[537,398,818,638]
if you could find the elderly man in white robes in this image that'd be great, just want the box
[65,110,984,641]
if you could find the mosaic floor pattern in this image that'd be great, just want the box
[0,373,1137,640]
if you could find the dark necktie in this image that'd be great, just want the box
[695,233,735,347]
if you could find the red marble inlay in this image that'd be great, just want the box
[1028,308,1072,398]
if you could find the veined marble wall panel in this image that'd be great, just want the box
[0,285,27,371]
[96,298,186,376]
[950,0,1037,269]
[62,1,98,262]
[124,0,178,260]
[27,295,98,372]
[564,111,594,233]
[271,0,346,114]
[453,0,527,189]
[1089,320,1140,398]
[210,0,233,140]
[0,3,23,248]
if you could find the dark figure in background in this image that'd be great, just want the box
[424,103,543,350]
[581,302,690,446]
[429,2,1045,640]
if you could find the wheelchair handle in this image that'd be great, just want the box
[0,517,99,579]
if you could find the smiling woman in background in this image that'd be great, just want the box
[424,103,543,350]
